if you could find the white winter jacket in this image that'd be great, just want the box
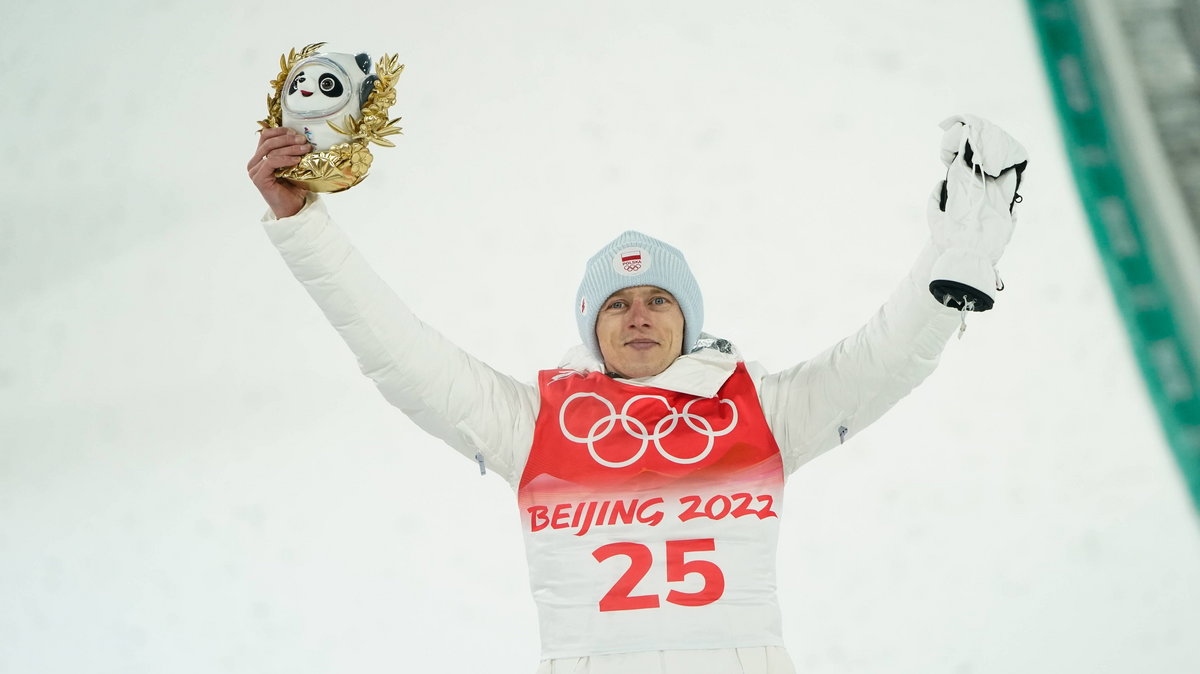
[261,195,962,673]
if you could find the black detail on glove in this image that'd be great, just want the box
[961,140,975,171]
[937,141,1029,214]
[929,279,995,312]
[1010,160,1027,214]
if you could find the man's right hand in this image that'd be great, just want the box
[247,127,312,219]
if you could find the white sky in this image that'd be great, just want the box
[3,1,1199,672]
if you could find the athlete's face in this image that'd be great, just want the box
[595,285,685,379]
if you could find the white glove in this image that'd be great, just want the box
[927,114,1028,311]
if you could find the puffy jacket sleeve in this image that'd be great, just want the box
[260,195,538,485]
[759,242,961,475]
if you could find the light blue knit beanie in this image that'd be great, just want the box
[575,230,704,363]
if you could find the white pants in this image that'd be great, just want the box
[536,647,796,674]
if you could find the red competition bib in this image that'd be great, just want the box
[518,363,786,659]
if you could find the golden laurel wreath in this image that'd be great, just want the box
[258,42,404,192]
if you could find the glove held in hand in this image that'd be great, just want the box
[928,114,1028,311]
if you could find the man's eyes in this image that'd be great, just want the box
[605,297,670,309]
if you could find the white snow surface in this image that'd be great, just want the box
[3,1,1199,673]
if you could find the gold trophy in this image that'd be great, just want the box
[258,42,404,192]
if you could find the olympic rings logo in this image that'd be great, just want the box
[558,393,739,468]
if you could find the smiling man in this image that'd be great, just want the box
[250,114,1027,673]
[581,233,696,380]
[594,284,683,378]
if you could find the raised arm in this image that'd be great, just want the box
[249,129,538,485]
[760,243,960,474]
[761,115,1028,475]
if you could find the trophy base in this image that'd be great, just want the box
[273,142,373,193]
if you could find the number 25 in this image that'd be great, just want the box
[592,538,725,612]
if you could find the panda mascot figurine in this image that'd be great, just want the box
[260,42,403,192]
[281,52,377,151]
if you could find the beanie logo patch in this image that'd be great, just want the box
[614,247,649,275]
[579,296,587,315]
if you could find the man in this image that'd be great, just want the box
[248,114,1026,673]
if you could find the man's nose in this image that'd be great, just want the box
[627,303,652,327]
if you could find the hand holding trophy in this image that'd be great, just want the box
[250,42,403,210]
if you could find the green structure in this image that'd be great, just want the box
[1028,0,1200,510]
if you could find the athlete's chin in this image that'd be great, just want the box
[609,354,674,379]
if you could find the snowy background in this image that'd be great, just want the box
[4,1,1200,672]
